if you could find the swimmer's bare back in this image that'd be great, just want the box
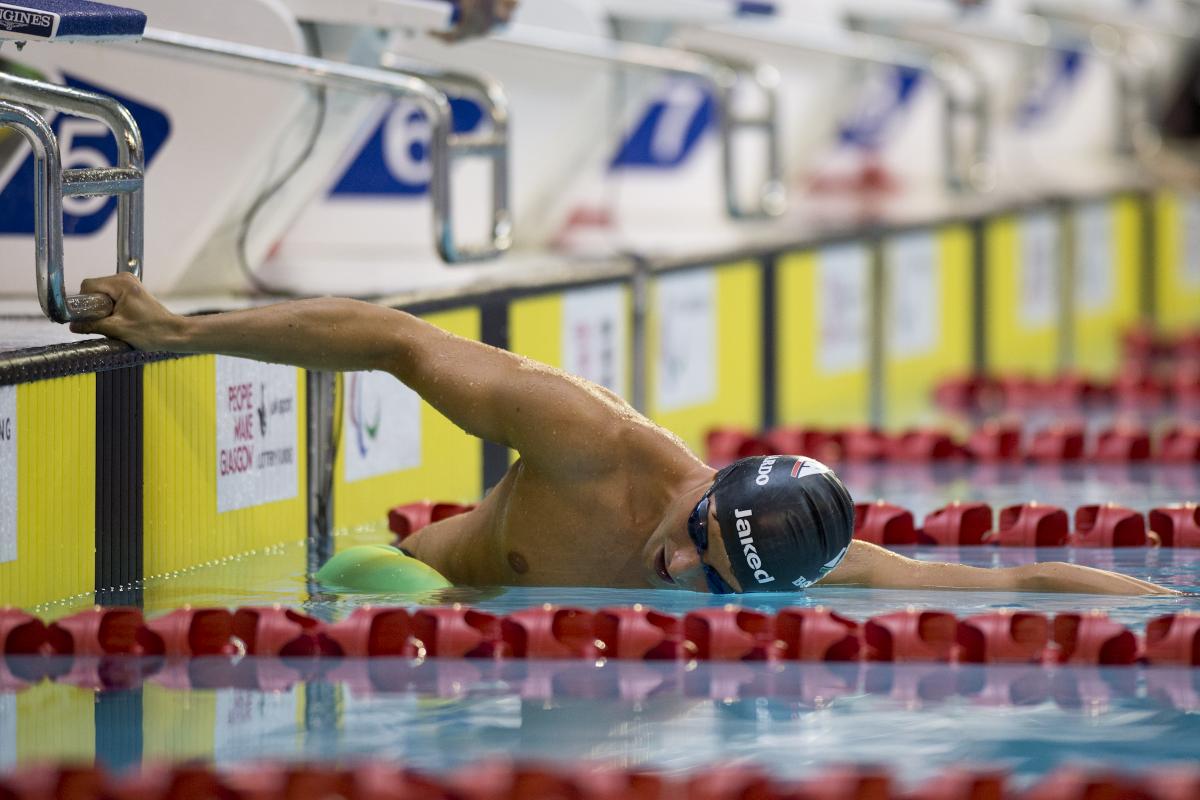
[72,274,1179,595]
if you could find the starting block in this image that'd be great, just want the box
[0,0,145,45]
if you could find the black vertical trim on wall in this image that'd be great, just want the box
[94,689,142,772]
[95,365,143,608]
[760,254,778,430]
[970,217,988,375]
[479,300,510,492]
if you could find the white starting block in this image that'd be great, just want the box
[0,0,145,45]
[0,0,147,322]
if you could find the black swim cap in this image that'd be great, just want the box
[709,456,854,592]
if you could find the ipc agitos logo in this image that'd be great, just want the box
[0,72,170,235]
[348,373,383,457]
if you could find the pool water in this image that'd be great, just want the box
[3,463,1198,783]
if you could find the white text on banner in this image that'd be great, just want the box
[1020,211,1060,327]
[563,285,628,398]
[655,270,716,412]
[215,357,299,513]
[819,244,870,373]
[887,231,940,358]
[1074,202,1114,311]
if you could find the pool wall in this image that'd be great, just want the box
[1,187,1197,609]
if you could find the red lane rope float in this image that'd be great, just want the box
[1,762,1198,800]
[852,500,1197,549]
[3,606,1198,668]
[704,422,1200,466]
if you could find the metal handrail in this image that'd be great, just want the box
[492,24,786,219]
[679,23,987,193]
[1029,3,1199,44]
[132,27,511,264]
[0,73,145,323]
[847,10,1152,159]
[380,55,512,260]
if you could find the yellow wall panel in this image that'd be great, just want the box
[143,682,216,761]
[648,262,762,453]
[1073,196,1142,377]
[332,307,483,543]
[776,248,870,426]
[510,294,564,369]
[0,374,95,609]
[16,681,94,764]
[1154,191,1200,332]
[883,226,973,429]
[143,357,308,585]
[985,215,1060,376]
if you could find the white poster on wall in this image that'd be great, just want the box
[215,357,299,513]
[1183,195,1200,288]
[0,385,15,564]
[818,243,870,373]
[0,694,14,771]
[1074,202,1114,311]
[343,370,422,482]
[214,687,300,766]
[1020,212,1060,327]
[886,231,940,358]
[654,269,716,412]
[562,284,628,398]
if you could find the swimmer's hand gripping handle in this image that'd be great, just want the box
[65,292,115,322]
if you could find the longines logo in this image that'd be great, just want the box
[0,4,58,38]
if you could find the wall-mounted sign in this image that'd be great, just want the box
[1074,202,1114,312]
[343,370,422,483]
[1020,212,1060,327]
[0,385,15,564]
[562,284,628,398]
[215,358,298,513]
[819,244,870,374]
[654,269,716,412]
[1183,194,1200,288]
[0,694,14,771]
[214,687,299,766]
[887,231,940,358]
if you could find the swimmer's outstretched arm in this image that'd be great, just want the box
[70,274,658,478]
[817,540,1178,596]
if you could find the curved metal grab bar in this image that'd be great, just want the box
[132,27,511,264]
[683,24,987,194]
[492,24,786,220]
[847,11,1150,160]
[0,73,144,323]
[380,56,512,261]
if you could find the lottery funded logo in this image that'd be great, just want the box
[215,358,298,513]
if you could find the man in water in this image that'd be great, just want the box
[73,274,1174,595]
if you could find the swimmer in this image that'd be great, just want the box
[73,274,1177,596]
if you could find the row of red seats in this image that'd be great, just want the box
[706,423,1200,466]
[855,500,1200,547]
[2,605,1196,666]
[934,367,1200,413]
[0,761,1196,800]
[7,646,1196,708]
[1122,327,1200,365]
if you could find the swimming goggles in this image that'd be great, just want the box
[687,488,737,595]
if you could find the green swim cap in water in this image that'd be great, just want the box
[315,544,453,593]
